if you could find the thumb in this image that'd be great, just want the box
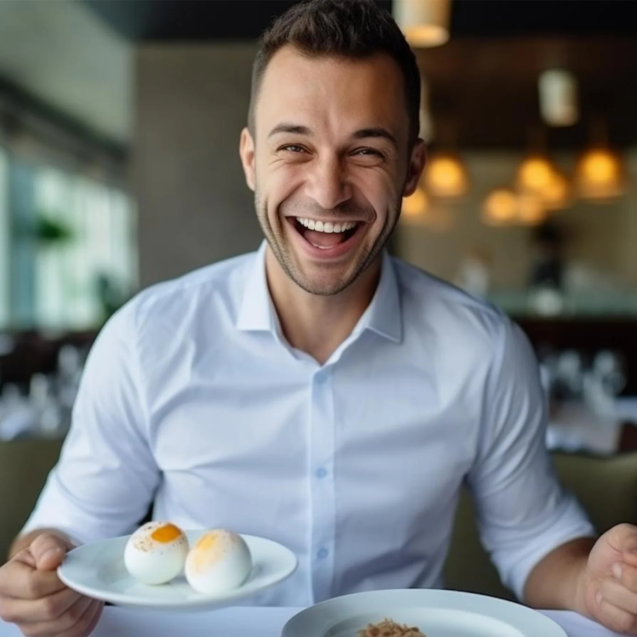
[30,533,72,571]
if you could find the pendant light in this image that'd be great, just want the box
[516,154,558,196]
[539,70,579,127]
[575,119,625,202]
[424,152,469,199]
[482,188,517,226]
[575,148,625,201]
[394,0,452,48]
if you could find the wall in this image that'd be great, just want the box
[134,44,262,287]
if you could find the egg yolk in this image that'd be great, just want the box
[194,533,217,552]
[151,523,183,543]
[190,532,228,571]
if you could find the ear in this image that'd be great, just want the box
[402,138,427,197]
[239,127,256,192]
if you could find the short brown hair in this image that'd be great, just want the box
[248,0,421,145]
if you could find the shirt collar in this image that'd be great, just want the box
[236,241,276,333]
[236,241,402,344]
[352,250,402,343]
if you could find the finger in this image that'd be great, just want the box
[600,578,637,616]
[60,599,104,637]
[0,558,65,600]
[30,534,71,572]
[597,596,637,635]
[0,586,81,624]
[623,550,637,569]
[19,596,95,637]
[12,548,37,569]
[614,563,637,593]
[608,524,637,552]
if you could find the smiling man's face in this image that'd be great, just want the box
[240,45,425,296]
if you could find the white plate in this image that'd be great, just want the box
[58,531,297,612]
[282,589,567,637]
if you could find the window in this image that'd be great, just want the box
[0,148,8,327]
[0,154,137,331]
[33,167,137,330]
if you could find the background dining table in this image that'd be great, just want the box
[0,605,625,636]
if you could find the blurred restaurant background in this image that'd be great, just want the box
[1,0,637,594]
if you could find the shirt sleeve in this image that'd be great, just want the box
[467,317,596,601]
[21,300,160,545]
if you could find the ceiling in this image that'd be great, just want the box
[81,0,637,41]
[416,36,637,149]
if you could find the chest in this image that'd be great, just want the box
[147,361,477,505]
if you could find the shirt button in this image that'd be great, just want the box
[316,467,328,479]
[315,371,328,385]
[317,548,329,560]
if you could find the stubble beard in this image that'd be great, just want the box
[254,188,402,297]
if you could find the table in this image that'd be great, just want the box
[0,606,623,636]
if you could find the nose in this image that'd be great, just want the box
[305,155,353,211]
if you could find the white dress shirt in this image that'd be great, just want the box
[24,242,595,606]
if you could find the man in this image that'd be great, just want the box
[2,1,637,635]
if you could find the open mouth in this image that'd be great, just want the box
[291,216,361,250]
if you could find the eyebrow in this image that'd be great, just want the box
[268,123,398,148]
[351,128,398,148]
[268,123,313,138]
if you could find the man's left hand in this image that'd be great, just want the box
[579,523,637,634]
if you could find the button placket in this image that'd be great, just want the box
[309,367,336,603]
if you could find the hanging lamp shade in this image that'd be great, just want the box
[539,70,579,127]
[424,152,469,199]
[482,188,517,226]
[394,0,451,48]
[575,147,625,201]
[516,154,558,196]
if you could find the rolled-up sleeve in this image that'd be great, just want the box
[467,318,596,601]
[21,300,160,545]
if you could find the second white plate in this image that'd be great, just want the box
[58,531,297,612]
[282,589,567,637]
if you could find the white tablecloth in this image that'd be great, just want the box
[0,606,623,636]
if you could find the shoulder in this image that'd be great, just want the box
[391,257,515,352]
[124,250,256,334]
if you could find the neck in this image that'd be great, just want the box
[265,249,381,365]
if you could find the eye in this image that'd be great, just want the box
[279,145,307,154]
[353,148,384,158]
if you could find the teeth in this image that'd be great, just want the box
[296,218,357,233]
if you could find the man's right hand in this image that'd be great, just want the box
[0,532,104,636]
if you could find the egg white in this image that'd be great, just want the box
[124,521,189,585]
[185,529,252,594]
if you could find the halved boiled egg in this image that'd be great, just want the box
[185,529,253,594]
[124,521,189,585]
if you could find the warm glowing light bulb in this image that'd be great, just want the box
[575,148,624,200]
[425,154,469,198]
[482,188,517,225]
[517,156,556,194]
